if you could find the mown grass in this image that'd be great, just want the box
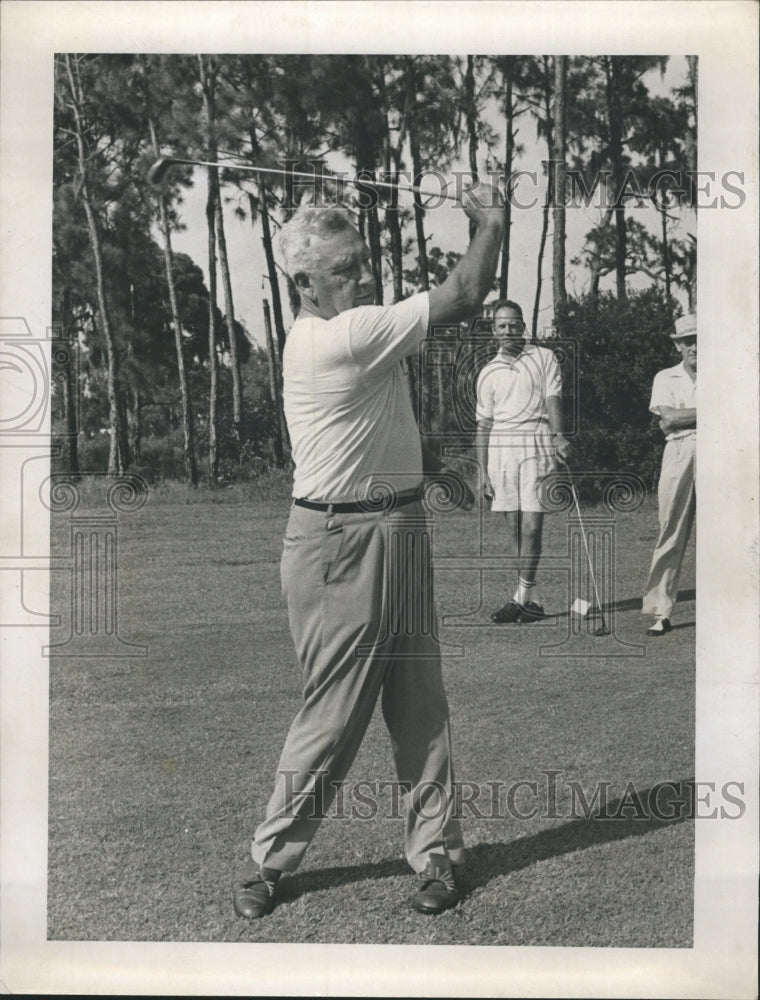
[47,486,695,946]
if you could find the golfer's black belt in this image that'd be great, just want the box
[294,487,422,514]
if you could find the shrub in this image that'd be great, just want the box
[549,287,680,495]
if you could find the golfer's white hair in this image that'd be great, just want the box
[279,207,357,276]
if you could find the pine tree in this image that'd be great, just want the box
[489,57,532,299]
[570,56,669,301]
[552,55,568,335]
[56,54,130,472]
[137,55,198,485]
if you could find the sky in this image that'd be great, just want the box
[166,56,693,348]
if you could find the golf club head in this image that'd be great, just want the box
[147,156,182,185]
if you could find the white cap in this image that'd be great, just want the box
[671,314,697,339]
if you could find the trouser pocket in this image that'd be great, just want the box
[321,517,345,583]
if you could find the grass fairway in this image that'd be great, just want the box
[48,487,695,946]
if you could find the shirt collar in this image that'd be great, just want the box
[673,361,697,384]
[497,343,532,364]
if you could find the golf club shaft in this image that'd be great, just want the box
[561,461,607,624]
[149,156,460,202]
[569,482,605,615]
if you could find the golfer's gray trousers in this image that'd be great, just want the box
[251,499,465,875]
[643,434,696,619]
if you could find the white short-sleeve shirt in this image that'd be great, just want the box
[649,362,697,440]
[475,343,562,430]
[284,293,429,501]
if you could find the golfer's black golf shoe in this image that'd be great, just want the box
[491,599,523,624]
[519,601,545,622]
[233,869,280,919]
[411,854,461,914]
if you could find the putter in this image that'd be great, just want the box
[559,460,610,637]
[147,155,461,202]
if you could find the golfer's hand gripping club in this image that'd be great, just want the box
[460,179,505,226]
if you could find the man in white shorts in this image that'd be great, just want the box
[476,300,570,623]
[642,313,697,636]
[233,181,504,920]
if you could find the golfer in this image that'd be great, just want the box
[234,183,504,920]
[475,301,570,623]
[642,313,697,636]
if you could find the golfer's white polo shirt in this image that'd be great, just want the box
[284,293,428,502]
[475,343,562,430]
[649,362,697,441]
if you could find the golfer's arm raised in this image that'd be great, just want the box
[428,183,505,327]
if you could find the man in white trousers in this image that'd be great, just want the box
[642,313,697,636]
[233,181,504,920]
[476,300,571,623]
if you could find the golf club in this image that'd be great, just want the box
[147,155,461,202]
[559,460,610,637]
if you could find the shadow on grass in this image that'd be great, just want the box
[541,588,696,622]
[277,858,408,902]
[460,777,695,893]
[604,588,696,614]
[277,778,695,902]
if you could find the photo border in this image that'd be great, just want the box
[1,2,757,996]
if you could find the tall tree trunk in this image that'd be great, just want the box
[247,129,288,358]
[214,194,242,439]
[262,297,287,466]
[410,127,432,428]
[465,55,480,242]
[590,264,602,300]
[685,55,698,206]
[588,206,614,302]
[250,188,287,360]
[386,151,414,407]
[205,170,219,482]
[350,59,384,305]
[407,60,433,430]
[353,157,383,303]
[378,59,405,305]
[59,286,80,476]
[63,55,129,474]
[500,62,515,298]
[651,148,673,311]
[148,116,198,486]
[199,54,242,443]
[360,171,384,306]
[386,181,404,303]
[606,58,627,301]
[369,204,384,306]
[532,173,552,340]
[407,71,430,294]
[532,71,554,341]
[551,55,568,336]
[687,276,696,312]
[660,204,673,312]
[129,387,142,465]
[377,59,424,417]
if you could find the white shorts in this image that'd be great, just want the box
[488,426,556,512]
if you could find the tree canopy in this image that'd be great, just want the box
[53,53,697,483]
